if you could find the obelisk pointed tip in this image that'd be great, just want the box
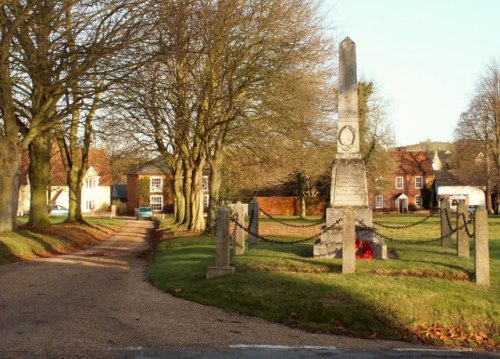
[341,36,355,46]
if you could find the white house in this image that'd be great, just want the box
[18,148,112,215]
[435,170,486,211]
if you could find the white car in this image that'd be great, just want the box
[50,204,69,216]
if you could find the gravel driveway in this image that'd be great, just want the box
[0,219,445,358]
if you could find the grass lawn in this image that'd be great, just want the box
[148,213,499,348]
[0,217,125,265]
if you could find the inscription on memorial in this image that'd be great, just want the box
[331,162,366,206]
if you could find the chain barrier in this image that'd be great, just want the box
[459,212,475,239]
[444,210,475,239]
[229,215,343,245]
[373,209,440,229]
[356,217,475,245]
[444,209,456,232]
[259,208,325,228]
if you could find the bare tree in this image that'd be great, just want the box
[455,60,500,213]
[111,0,335,231]
[0,0,154,228]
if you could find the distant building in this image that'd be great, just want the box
[434,170,486,211]
[126,158,209,215]
[370,148,435,213]
[18,148,112,214]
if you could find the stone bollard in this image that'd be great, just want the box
[248,198,260,245]
[233,201,246,256]
[440,198,452,248]
[474,207,490,286]
[206,206,235,279]
[456,202,469,258]
[342,207,356,274]
[110,204,116,219]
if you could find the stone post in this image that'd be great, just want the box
[206,206,235,279]
[456,202,469,258]
[110,204,116,219]
[248,198,259,245]
[233,201,246,255]
[440,198,452,248]
[342,207,356,274]
[474,207,490,286]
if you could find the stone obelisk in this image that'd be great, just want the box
[313,37,386,259]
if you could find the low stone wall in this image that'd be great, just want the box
[255,196,325,217]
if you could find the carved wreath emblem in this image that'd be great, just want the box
[338,125,356,151]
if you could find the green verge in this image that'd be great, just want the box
[147,214,499,347]
[0,217,124,265]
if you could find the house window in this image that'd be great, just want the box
[415,176,423,189]
[202,175,209,192]
[203,194,210,208]
[150,195,163,211]
[85,178,97,188]
[395,176,403,189]
[375,177,384,190]
[150,177,162,192]
[375,195,383,209]
[85,200,96,210]
[415,195,422,207]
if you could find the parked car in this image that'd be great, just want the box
[468,205,479,213]
[136,206,153,220]
[50,204,69,217]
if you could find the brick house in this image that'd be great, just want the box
[126,162,174,215]
[370,148,435,213]
[126,159,210,215]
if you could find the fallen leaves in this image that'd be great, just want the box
[414,322,498,349]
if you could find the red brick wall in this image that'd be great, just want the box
[256,196,325,217]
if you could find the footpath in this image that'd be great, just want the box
[0,220,494,358]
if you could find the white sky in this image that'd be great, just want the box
[325,0,500,146]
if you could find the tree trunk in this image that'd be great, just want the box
[173,158,185,223]
[0,140,21,232]
[66,168,84,222]
[297,172,306,219]
[207,154,223,233]
[189,162,206,232]
[28,133,52,227]
[182,162,193,226]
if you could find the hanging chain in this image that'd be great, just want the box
[373,209,440,229]
[230,215,343,245]
[259,208,325,228]
[444,209,456,232]
[356,217,475,245]
[458,212,475,239]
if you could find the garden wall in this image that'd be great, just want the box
[256,196,325,217]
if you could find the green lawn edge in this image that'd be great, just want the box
[147,215,499,348]
[0,217,124,264]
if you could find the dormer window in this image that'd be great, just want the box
[85,178,98,188]
[150,176,163,192]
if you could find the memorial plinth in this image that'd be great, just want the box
[313,37,386,259]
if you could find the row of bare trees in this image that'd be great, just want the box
[0,0,154,231]
[1,0,394,233]
[106,0,337,231]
